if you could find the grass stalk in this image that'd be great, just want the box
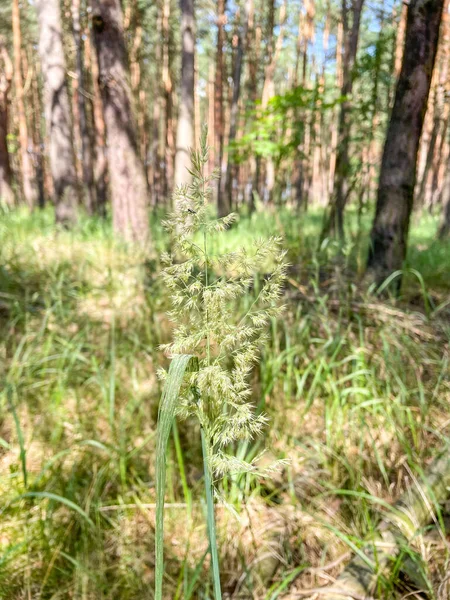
[155,355,198,600]
[201,426,222,600]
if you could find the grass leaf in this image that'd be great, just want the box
[155,354,199,600]
[12,491,94,528]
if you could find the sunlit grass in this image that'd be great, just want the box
[0,204,449,598]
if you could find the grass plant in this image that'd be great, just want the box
[155,130,286,598]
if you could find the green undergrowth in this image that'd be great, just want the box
[0,205,449,599]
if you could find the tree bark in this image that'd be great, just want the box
[162,0,175,201]
[261,0,287,204]
[174,0,195,189]
[394,1,408,79]
[72,0,95,214]
[28,47,46,209]
[85,29,108,214]
[37,0,79,225]
[215,0,227,216]
[149,7,163,206]
[91,0,150,244]
[224,0,249,210]
[359,13,383,218]
[322,0,365,240]
[12,0,38,208]
[0,37,14,207]
[367,0,445,288]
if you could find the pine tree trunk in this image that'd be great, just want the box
[224,0,249,209]
[28,47,45,209]
[129,16,148,172]
[215,0,227,215]
[12,0,37,208]
[394,1,408,79]
[174,0,195,188]
[72,0,95,214]
[207,60,215,174]
[162,0,175,201]
[327,21,343,203]
[85,29,108,214]
[367,0,445,288]
[431,0,450,210]
[261,0,287,205]
[0,37,14,207]
[362,14,383,211]
[322,0,365,240]
[37,0,79,225]
[91,0,150,244]
[149,6,163,205]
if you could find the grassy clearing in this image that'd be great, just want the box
[0,205,449,599]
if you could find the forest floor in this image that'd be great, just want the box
[0,206,449,599]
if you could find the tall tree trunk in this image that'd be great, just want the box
[215,0,226,215]
[261,0,287,204]
[71,55,83,185]
[245,4,260,211]
[322,0,365,240]
[194,46,201,147]
[28,47,46,209]
[207,60,215,174]
[394,1,408,79]
[174,0,195,188]
[129,13,147,173]
[37,0,79,225]
[149,7,163,205]
[91,0,149,243]
[430,0,450,210]
[367,0,445,288]
[0,37,14,207]
[162,0,175,202]
[361,13,383,214]
[417,0,449,209]
[72,0,95,214]
[224,0,249,209]
[12,0,37,208]
[327,20,343,202]
[417,85,441,208]
[85,29,108,214]
[293,0,317,207]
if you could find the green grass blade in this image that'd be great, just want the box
[201,426,222,600]
[155,354,198,600]
[184,548,209,600]
[7,384,27,489]
[12,491,94,528]
[173,420,191,512]
[109,313,116,434]
[265,564,307,600]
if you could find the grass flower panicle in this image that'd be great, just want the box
[160,129,287,476]
[155,127,287,599]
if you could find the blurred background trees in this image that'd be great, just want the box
[0,0,449,278]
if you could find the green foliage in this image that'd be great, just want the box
[230,84,340,165]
